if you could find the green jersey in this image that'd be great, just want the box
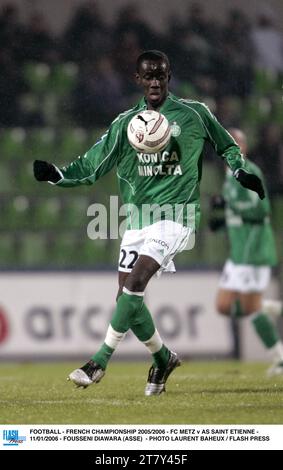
[223,159,277,266]
[56,92,244,229]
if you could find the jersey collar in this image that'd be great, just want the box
[138,92,173,112]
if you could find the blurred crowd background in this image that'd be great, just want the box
[0,0,282,271]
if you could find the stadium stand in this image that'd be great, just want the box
[0,2,282,270]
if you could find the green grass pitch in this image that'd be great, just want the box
[0,361,282,424]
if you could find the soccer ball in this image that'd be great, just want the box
[127,110,171,153]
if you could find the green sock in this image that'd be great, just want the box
[153,345,170,369]
[131,303,155,341]
[111,292,143,332]
[91,343,113,370]
[131,303,170,369]
[92,292,144,369]
[251,312,279,348]
[231,299,242,318]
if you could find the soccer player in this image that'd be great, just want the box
[210,128,283,376]
[33,51,265,395]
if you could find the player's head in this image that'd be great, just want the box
[228,128,248,156]
[135,50,171,110]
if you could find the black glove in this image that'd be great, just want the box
[234,169,265,200]
[33,160,61,183]
[210,194,225,210]
[209,217,225,232]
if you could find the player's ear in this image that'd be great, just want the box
[135,72,141,85]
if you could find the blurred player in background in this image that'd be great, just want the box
[33,51,265,395]
[210,128,283,375]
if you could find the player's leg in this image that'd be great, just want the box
[131,301,181,396]
[88,261,160,373]
[216,261,283,374]
[122,255,165,367]
[92,253,179,394]
[67,254,167,389]
[126,220,190,395]
[126,256,179,359]
[97,253,179,395]
[116,271,129,300]
[240,292,283,375]
[98,255,162,368]
[216,288,238,316]
[216,259,241,317]
[115,219,188,395]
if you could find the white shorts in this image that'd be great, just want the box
[119,220,193,274]
[219,259,271,293]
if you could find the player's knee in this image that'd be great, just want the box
[125,276,146,292]
[241,307,254,316]
[239,300,258,316]
[124,257,159,293]
[216,301,231,316]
